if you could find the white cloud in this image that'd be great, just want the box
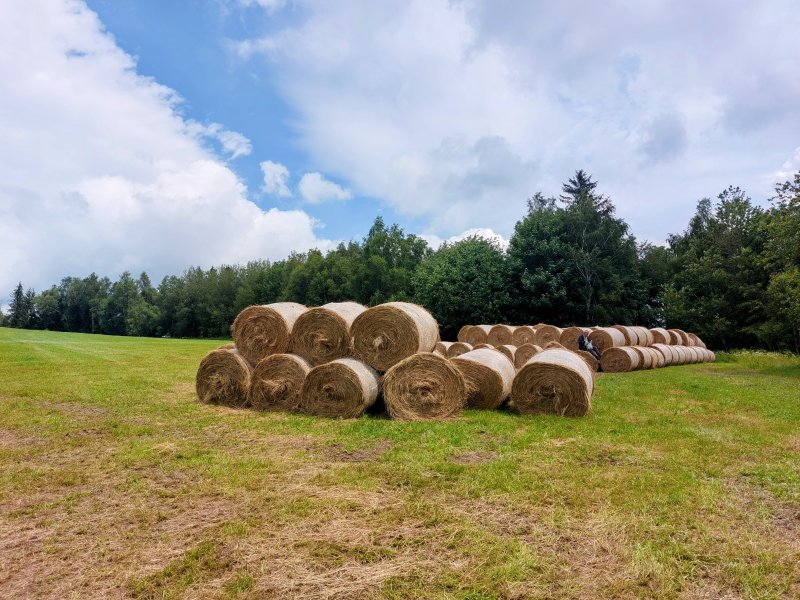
[260,160,291,196]
[422,228,509,251]
[0,0,330,298]
[774,147,800,182]
[236,0,285,13]
[298,172,352,203]
[186,121,252,159]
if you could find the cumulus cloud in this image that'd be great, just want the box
[260,160,291,196]
[298,172,352,203]
[422,228,509,251]
[0,0,330,298]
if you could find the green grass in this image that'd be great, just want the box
[0,327,798,599]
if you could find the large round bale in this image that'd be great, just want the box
[674,345,689,365]
[232,302,308,365]
[600,346,641,373]
[687,332,700,347]
[667,330,681,345]
[488,324,517,346]
[451,348,516,409]
[511,348,594,417]
[383,352,466,421]
[434,341,454,356]
[495,344,517,365]
[447,342,473,358]
[514,343,543,369]
[196,347,252,408]
[650,328,671,344]
[589,327,626,352]
[632,327,654,346]
[612,325,638,345]
[559,327,585,351]
[299,358,379,418]
[652,343,675,366]
[647,347,666,368]
[248,353,310,411]
[351,302,439,372]
[512,326,537,346]
[668,329,690,345]
[457,325,471,343]
[534,324,563,347]
[290,302,365,366]
[630,346,652,370]
[464,325,492,346]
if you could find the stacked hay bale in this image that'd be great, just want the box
[450,348,515,409]
[512,348,594,416]
[195,346,252,408]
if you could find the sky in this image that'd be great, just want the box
[1,0,799,303]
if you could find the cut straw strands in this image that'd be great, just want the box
[299,358,379,419]
[464,325,492,346]
[248,353,310,412]
[383,352,466,421]
[434,341,454,356]
[650,327,671,344]
[600,346,641,373]
[495,344,517,365]
[512,326,537,346]
[446,342,473,358]
[196,347,252,408]
[290,301,365,366]
[589,327,626,352]
[351,302,439,372]
[487,324,517,346]
[232,302,308,365]
[534,324,563,347]
[511,348,594,417]
[559,327,585,351]
[451,348,516,410]
[514,343,543,369]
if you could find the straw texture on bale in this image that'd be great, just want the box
[668,329,690,345]
[648,347,666,368]
[446,342,473,358]
[650,328,671,344]
[652,343,676,365]
[196,347,252,408]
[457,325,471,343]
[232,302,308,365]
[576,350,599,371]
[464,325,492,346]
[545,341,566,350]
[511,348,594,417]
[299,358,379,418]
[451,348,516,409]
[534,324,563,347]
[495,344,517,365]
[248,353,310,411]
[512,326,537,346]
[351,302,439,371]
[473,343,494,350]
[589,327,626,352]
[290,302,365,366]
[218,343,236,350]
[600,346,641,372]
[612,325,638,345]
[631,346,652,369]
[559,327,585,351]
[488,324,517,346]
[630,326,653,346]
[383,352,466,421]
[434,341,454,356]
[514,343,543,369]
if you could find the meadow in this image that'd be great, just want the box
[0,327,798,599]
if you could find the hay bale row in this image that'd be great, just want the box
[601,344,715,372]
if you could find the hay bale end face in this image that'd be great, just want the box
[248,353,310,411]
[487,324,517,346]
[650,328,670,344]
[575,350,599,371]
[534,324,563,347]
[495,344,517,365]
[514,343,543,369]
[511,348,594,417]
[612,325,637,345]
[196,347,252,408]
[457,325,471,343]
[600,346,641,373]
[589,327,626,352]
[559,327,585,351]
[512,326,537,346]
[464,325,492,346]
[451,348,516,409]
[299,358,379,418]
[446,342,473,358]
[290,301,365,366]
[232,302,308,365]
[351,302,439,372]
[383,352,466,421]
[434,341,454,356]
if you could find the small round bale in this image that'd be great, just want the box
[351,302,439,371]
[514,343,543,369]
[451,348,516,409]
[232,302,308,365]
[248,353,310,411]
[447,342,473,358]
[600,346,641,372]
[589,327,626,352]
[383,352,466,421]
[464,325,492,346]
[290,301,366,366]
[650,328,671,344]
[534,324,563,347]
[511,348,594,417]
[488,324,517,346]
[512,326,537,346]
[299,358,379,418]
[196,347,252,408]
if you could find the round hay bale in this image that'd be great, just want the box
[687,332,700,347]
[632,327,654,346]
[630,346,651,370]
[514,343,543,369]
[495,344,517,365]
[434,341,454,356]
[487,325,517,346]
[351,302,439,371]
[647,347,665,368]
[196,347,252,408]
[575,350,599,372]
[652,343,675,365]
[668,329,690,345]
[464,325,492,346]
[232,302,308,365]
[457,325,471,343]
[666,330,681,345]
[511,348,594,417]
[559,327,585,351]
[383,352,466,421]
[589,327,626,352]
[674,345,689,365]
[650,328,671,344]
[299,358,379,418]
[473,343,494,350]
[248,353,310,411]
[611,325,638,345]
[451,348,516,409]
[600,347,641,373]
[512,326,537,346]
[290,301,365,366]
[545,341,566,350]
[447,342,473,358]
[534,324,563,347]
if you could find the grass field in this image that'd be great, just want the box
[0,327,798,599]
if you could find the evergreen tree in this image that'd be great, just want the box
[9,282,25,328]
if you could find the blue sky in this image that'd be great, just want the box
[1,0,799,301]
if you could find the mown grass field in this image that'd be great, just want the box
[0,327,798,599]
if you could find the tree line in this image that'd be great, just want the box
[4,170,799,352]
